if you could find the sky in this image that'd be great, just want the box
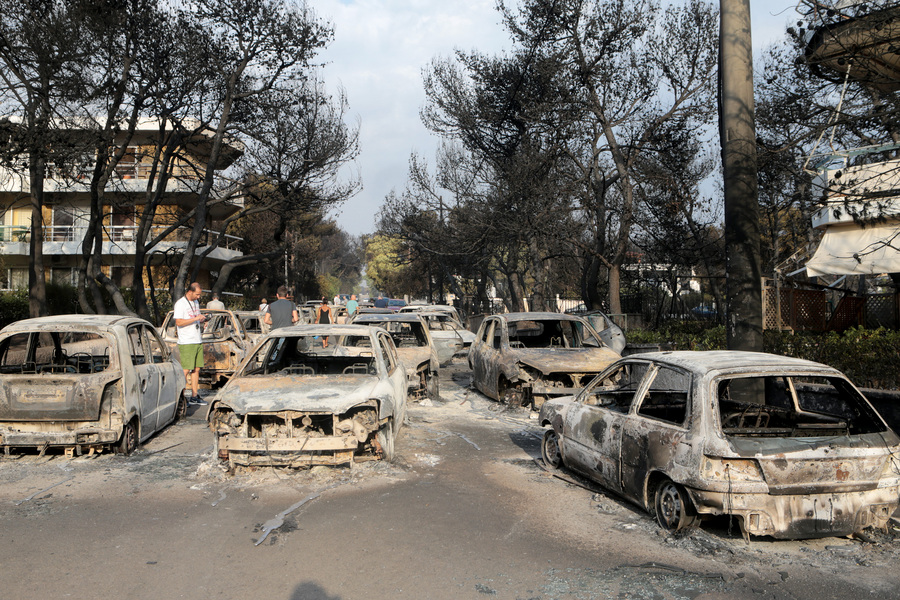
[312,0,802,236]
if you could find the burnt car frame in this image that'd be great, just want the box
[160,308,251,387]
[417,310,476,366]
[469,312,620,408]
[348,313,440,401]
[0,315,187,456]
[207,324,407,467]
[539,351,900,539]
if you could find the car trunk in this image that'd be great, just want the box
[0,374,113,421]
[728,434,895,494]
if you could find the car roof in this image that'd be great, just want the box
[1,314,143,333]
[265,323,380,337]
[352,313,423,323]
[493,311,587,322]
[620,351,838,376]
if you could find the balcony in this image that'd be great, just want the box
[0,224,243,262]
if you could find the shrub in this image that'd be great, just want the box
[626,322,900,390]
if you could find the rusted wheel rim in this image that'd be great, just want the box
[541,429,562,468]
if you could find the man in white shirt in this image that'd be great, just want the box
[174,282,207,405]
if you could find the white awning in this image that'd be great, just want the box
[806,222,900,276]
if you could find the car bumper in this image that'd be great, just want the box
[217,434,360,466]
[0,426,119,448]
[687,485,900,539]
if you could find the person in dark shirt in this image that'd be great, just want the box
[374,295,388,308]
[264,286,298,330]
[316,297,332,347]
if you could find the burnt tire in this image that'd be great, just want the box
[174,393,188,422]
[498,377,524,406]
[376,420,395,462]
[654,479,698,532]
[116,420,138,455]
[541,429,563,469]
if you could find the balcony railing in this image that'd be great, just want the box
[0,225,242,251]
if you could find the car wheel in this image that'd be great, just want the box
[498,377,524,406]
[426,372,440,401]
[541,429,563,469]
[116,420,138,455]
[376,420,395,462]
[654,479,698,532]
[174,393,188,422]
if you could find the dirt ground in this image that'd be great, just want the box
[1,362,899,600]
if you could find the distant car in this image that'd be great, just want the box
[207,324,408,467]
[159,309,252,387]
[0,315,187,455]
[539,351,900,539]
[349,313,440,401]
[417,310,476,366]
[233,310,266,344]
[469,312,620,409]
[387,298,408,311]
[578,310,626,354]
[399,303,465,325]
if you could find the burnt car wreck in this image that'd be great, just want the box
[207,324,408,468]
[0,315,186,456]
[469,312,621,409]
[160,309,251,387]
[349,313,440,401]
[540,351,900,539]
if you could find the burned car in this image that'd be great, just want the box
[349,313,440,401]
[207,324,407,467]
[469,312,620,408]
[539,351,900,539]
[160,308,251,387]
[418,310,476,366]
[233,310,266,344]
[0,315,187,456]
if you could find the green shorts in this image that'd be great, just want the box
[179,343,204,370]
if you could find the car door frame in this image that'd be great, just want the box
[619,363,693,503]
[470,317,500,396]
[127,323,162,440]
[562,360,654,492]
[144,324,182,427]
[377,331,407,426]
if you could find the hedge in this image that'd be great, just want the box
[627,322,900,390]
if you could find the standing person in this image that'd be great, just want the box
[258,298,268,312]
[316,297,332,347]
[333,294,341,306]
[264,286,299,331]
[174,282,207,406]
[374,294,388,309]
[206,293,225,310]
[346,294,359,319]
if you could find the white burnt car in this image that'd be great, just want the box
[207,324,408,467]
[417,310,476,366]
[539,351,900,539]
[469,312,620,408]
[348,313,440,401]
[0,315,187,455]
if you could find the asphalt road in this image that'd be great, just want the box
[1,363,899,600]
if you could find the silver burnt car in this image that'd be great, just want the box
[0,315,187,455]
[207,324,408,467]
[539,351,900,539]
[469,312,620,409]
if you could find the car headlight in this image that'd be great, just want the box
[701,456,765,483]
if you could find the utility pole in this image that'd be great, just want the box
[720,0,763,351]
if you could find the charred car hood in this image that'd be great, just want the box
[515,348,620,375]
[214,375,380,414]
